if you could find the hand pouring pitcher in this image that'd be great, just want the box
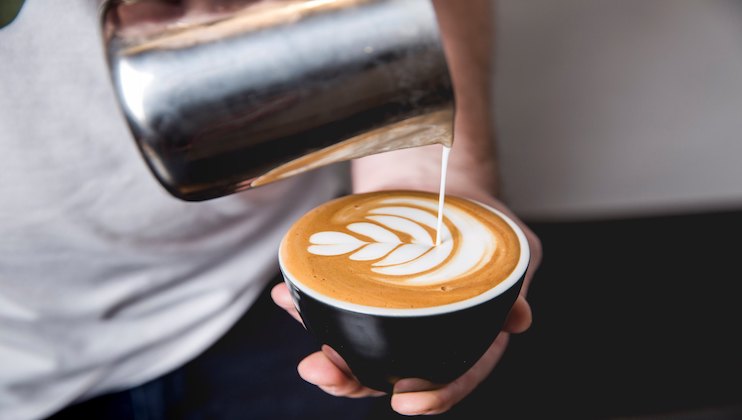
[101,0,454,201]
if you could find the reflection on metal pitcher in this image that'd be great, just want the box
[101,0,454,201]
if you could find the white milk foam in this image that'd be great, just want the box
[307,197,498,286]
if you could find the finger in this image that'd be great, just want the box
[393,378,441,394]
[391,333,510,415]
[503,295,532,334]
[319,345,386,397]
[321,345,354,378]
[298,350,385,398]
[270,283,303,324]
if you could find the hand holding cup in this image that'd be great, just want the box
[274,190,535,414]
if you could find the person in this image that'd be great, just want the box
[0,1,541,419]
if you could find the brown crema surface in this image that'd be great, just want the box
[280,190,520,308]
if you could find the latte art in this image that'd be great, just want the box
[307,197,496,286]
[280,191,521,308]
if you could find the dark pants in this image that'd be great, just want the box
[48,210,742,420]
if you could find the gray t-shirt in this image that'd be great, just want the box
[0,2,343,419]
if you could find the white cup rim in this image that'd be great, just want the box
[278,198,530,317]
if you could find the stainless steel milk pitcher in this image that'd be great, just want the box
[101,0,454,201]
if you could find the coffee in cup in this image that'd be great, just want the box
[279,190,529,392]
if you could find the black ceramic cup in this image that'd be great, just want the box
[278,201,530,393]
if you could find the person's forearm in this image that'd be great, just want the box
[352,0,498,199]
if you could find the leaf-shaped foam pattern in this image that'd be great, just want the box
[307,210,438,269]
[350,243,399,261]
[306,198,497,285]
[365,215,433,245]
[347,222,401,243]
[308,231,367,256]
[372,244,430,267]
[375,198,497,285]
[370,206,451,242]
[373,241,454,275]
